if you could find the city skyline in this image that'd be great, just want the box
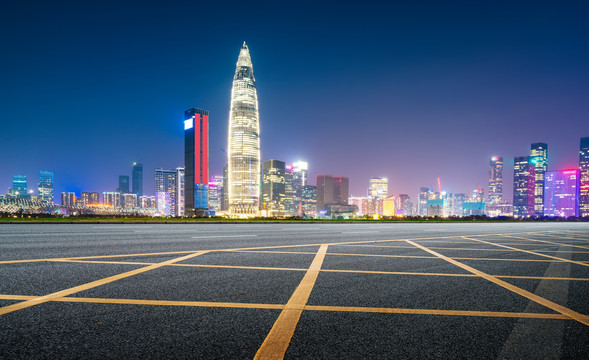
[1,2,588,202]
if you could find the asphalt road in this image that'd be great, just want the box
[0,222,588,359]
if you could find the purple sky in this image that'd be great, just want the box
[1,1,588,203]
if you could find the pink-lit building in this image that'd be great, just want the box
[543,169,580,218]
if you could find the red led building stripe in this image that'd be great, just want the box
[203,114,209,185]
[194,113,201,184]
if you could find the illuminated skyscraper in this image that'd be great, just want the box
[285,161,308,216]
[208,175,224,213]
[261,160,286,217]
[513,156,535,217]
[530,143,548,216]
[185,108,209,216]
[118,175,130,194]
[38,171,54,204]
[488,157,503,205]
[579,137,589,217]
[103,192,121,207]
[132,162,143,198]
[417,187,430,216]
[79,191,99,206]
[228,42,260,217]
[544,170,580,217]
[9,175,27,196]
[154,168,184,216]
[301,185,317,217]
[368,177,388,200]
[61,192,76,207]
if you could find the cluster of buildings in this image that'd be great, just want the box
[2,42,588,220]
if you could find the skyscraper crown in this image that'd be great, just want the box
[237,41,253,68]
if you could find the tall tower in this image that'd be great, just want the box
[228,42,260,217]
[132,163,143,198]
[262,159,286,217]
[579,137,589,217]
[38,171,54,204]
[185,108,209,216]
[488,157,503,205]
[513,156,535,217]
[530,143,548,216]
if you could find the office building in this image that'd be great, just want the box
[262,160,286,217]
[185,108,209,216]
[208,175,224,213]
[156,191,172,216]
[284,161,308,216]
[154,168,184,216]
[132,162,143,198]
[451,193,466,216]
[417,187,431,216]
[103,192,121,207]
[544,170,580,218]
[38,171,54,204]
[513,156,535,217]
[316,175,348,213]
[118,175,130,194]
[488,157,503,205]
[579,137,589,217]
[530,143,548,216]
[396,194,412,216]
[368,177,388,200]
[301,185,317,217]
[222,165,228,211]
[383,196,396,216]
[9,175,27,196]
[228,42,260,217]
[61,192,76,207]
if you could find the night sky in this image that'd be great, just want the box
[1,1,588,203]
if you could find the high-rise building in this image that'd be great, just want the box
[544,170,580,218]
[530,143,548,216]
[316,175,348,213]
[79,192,99,206]
[140,195,157,208]
[368,177,388,200]
[396,194,412,216]
[61,192,76,207]
[452,193,466,216]
[488,157,503,205]
[383,196,396,216]
[417,187,430,216]
[38,171,54,204]
[468,188,485,203]
[301,185,317,217]
[513,156,535,217]
[185,108,209,216]
[176,167,185,216]
[155,169,177,216]
[9,175,27,196]
[262,160,286,217]
[284,161,308,216]
[132,163,143,198]
[118,175,130,194]
[208,176,224,213]
[228,42,260,217]
[579,137,589,217]
[222,165,228,211]
[103,192,121,207]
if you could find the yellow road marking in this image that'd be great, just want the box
[0,230,557,265]
[406,240,589,326]
[304,305,569,319]
[0,294,570,320]
[500,235,589,251]
[0,250,209,317]
[254,244,329,360]
[334,244,589,253]
[462,237,589,268]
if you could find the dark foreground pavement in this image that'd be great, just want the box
[0,222,588,359]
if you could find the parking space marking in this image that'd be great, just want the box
[0,294,571,320]
[406,240,589,326]
[0,250,209,316]
[500,235,589,251]
[254,244,329,360]
[462,236,589,268]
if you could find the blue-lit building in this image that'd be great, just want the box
[513,156,535,217]
[9,175,27,197]
[38,171,54,204]
[544,170,580,218]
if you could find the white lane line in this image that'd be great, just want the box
[191,235,258,239]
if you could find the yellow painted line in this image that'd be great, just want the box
[0,250,209,317]
[500,235,589,251]
[462,237,589,268]
[337,244,589,254]
[406,240,589,326]
[0,294,570,320]
[254,244,329,360]
[0,251,195,265]
[304,305,569,319]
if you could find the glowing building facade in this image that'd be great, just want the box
[38,171,54,204]
[368,177,388,200]
[579,137,589,217]
[513,156,535,217]
[488,157,503,205]
[185,108,209,216]
[228,42,260,216]
[544,170,580,218]
[261,159,286,217]
[530,143,548,216]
